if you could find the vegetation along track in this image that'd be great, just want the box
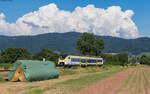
[1,66,150,94]
[0,70,10,73]
[0,70,10,79]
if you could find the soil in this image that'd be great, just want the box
[76,67,150,94]
[0,71,104,94]
[1,67,150,94]
[75,68,134,94]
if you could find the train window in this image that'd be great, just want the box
[71,58,74,62]
[98,60,102,62]
[92,60,96,63]
[88,59,96,63]
[71,58,80,62]
[81,59,86,63]
[60,54,68,59]
[87,59,91,63]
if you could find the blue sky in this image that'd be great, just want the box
[0,0,149,37]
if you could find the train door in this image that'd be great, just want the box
[81,57,86,66]
[65,56,71,65]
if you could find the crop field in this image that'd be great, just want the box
[0,65,150,94]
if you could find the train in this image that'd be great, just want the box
[58,53,103,67]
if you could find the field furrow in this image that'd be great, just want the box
[1,66,150,94]
[122,70,136,94]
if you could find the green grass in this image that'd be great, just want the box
[56,69,125,91]
[58,65,118,76]
[0,64,13,70]
[143,71,149,87]
[0,77,6,83]
[28,68,126,94]
[130,70,138,94]
[0,72,9,76]
[134,71,138,83]
[59,68,78,76]
[138,71,141,91]
[27,89,43,94]
[26,86,39,90]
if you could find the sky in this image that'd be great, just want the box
[0,0,149,38]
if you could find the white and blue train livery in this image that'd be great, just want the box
[58,53,103,67]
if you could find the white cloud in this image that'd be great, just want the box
[0,3,139,38]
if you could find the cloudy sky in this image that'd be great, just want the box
[0,0,149,39]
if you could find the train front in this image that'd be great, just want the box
[58,54,67,66]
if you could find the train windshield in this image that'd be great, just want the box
[60,54,68,59]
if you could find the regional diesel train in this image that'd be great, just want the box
[58,53,103,67]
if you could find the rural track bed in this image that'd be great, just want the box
[0,70,10,79]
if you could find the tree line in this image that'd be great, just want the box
[77,32,129,66]
[0,32,131,66]
[133,55,150,65]
[0,48,59,64]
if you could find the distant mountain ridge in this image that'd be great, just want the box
[0,32,150,55]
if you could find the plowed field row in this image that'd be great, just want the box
[77,67,150,94]
[1,66,150,94]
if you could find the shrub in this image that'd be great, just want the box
[4,65,10,70]
[0,77,6,83]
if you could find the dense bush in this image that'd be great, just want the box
[0,77,6,83]
[140,54,150,65]
[33,48,59,64]
[0,47,129,67]
[0,48,59,65]
[101,52,128,66]
[0,47,32,64]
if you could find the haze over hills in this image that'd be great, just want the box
[0,32,150,55]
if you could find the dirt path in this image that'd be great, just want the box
[75,68,134,94]
[0,70,112,94]
[76,67,150,94]
[1,66,150,94]
[0,73,89,94]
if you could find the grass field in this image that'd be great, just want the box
[28,67,126,94]
[0,65,150,94]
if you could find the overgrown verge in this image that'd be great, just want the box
[0,64,13,70]
[27,67,126,94]
[0,77,6,83]
[58,65,123,76]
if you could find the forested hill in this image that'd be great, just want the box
[0,32,150,55]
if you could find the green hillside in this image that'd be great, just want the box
[0,32,150,54]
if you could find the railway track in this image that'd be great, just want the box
[0,70,10,73]
[0,70,10,80]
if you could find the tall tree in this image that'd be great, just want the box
[77,32,104,56]
[117,52,128,63]
[131,56,136,64]
[140,54,148,64]
[33,48,59,63]
[0,47,31,64]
